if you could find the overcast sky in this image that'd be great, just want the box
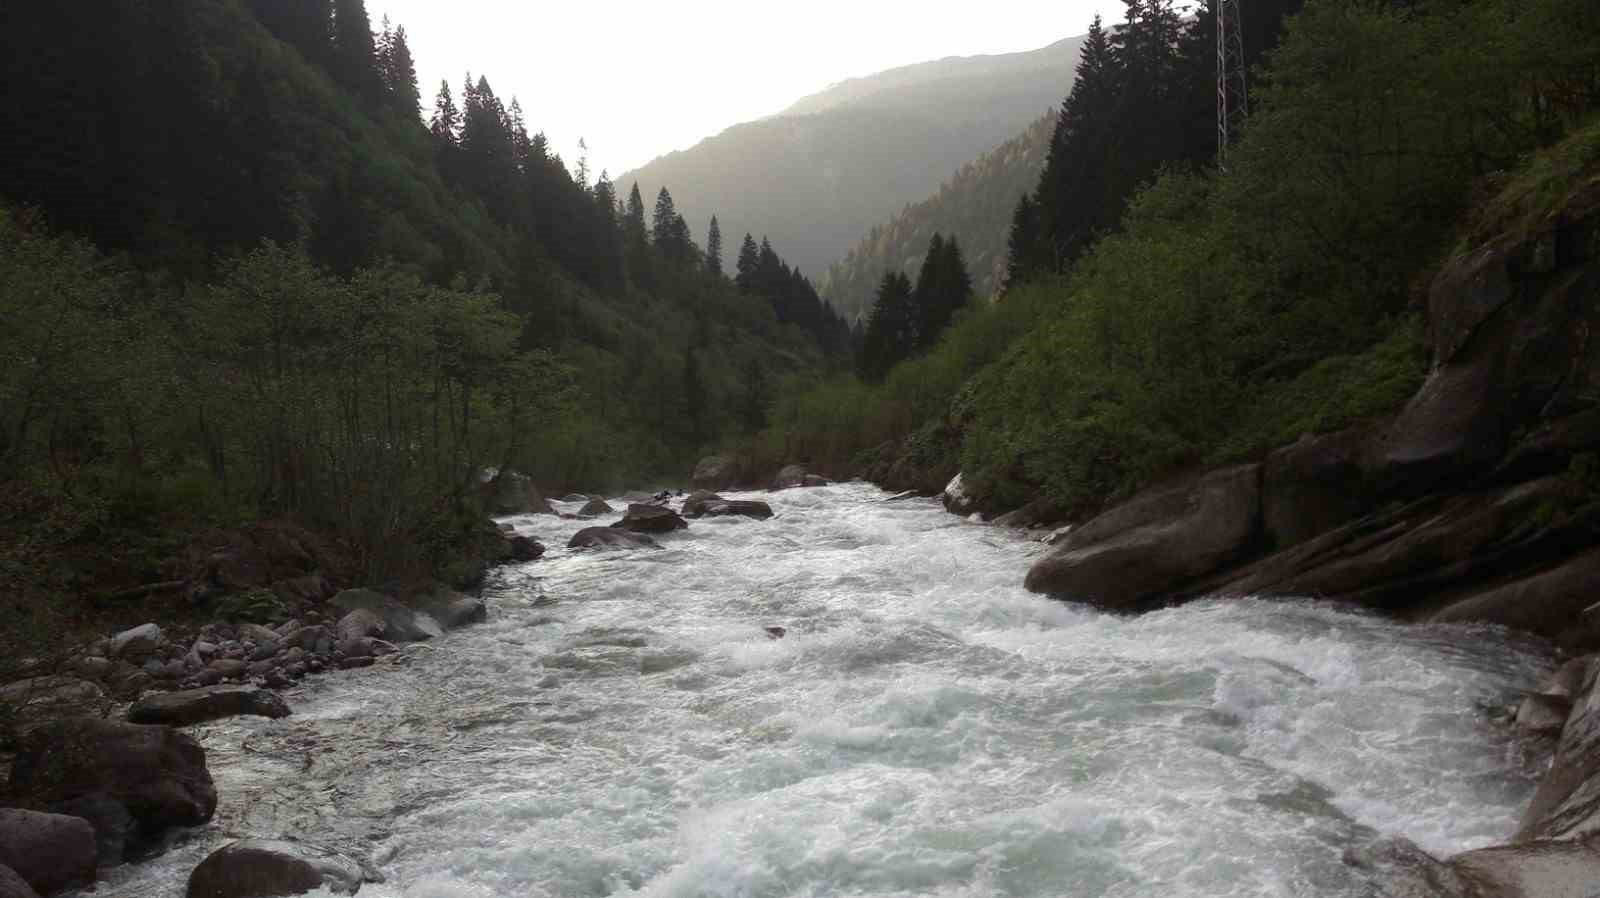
[372,0,1127,179]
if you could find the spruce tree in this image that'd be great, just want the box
[429,80,460,142]
[858,271,915,382]
[331,0,382,100]
[377,22,419,117]
[653,188,682,261]
[705,216,724,276]
[735,233,760,291]
[623,183,653,288]
[1005,192,1042,289]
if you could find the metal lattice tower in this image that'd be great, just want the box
[1217,0,1248,166]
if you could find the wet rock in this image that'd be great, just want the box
[1450,837,1600,897]
[1025,465,1263,610]
[207,659,247,680]
[286,624,336,655]
[942,473,979,517]
[338,656,376,670]
[0,864,39,898]
[71,657,111,681]
[611,504,688,534]
[765,627,787,640]
[128,686,291,727]
[421,594,486,630]
[186,839,370,897]
[680,490,723,517]
[1516,693,1573,737]
[0,809,97,895]
[578,497,614,517]
[335,610,385,643]
[1344,837,1468,897]
[109,623,164,658]
[237,623,280,645]
[771,464,810,490]
[692,454,747,491]
[8,718,216,832]
[479,470,554,516]
[702,498,774,520]
[802,474,830,487]
[990,497,1066,530]
[0,677,108,738]
[1262,426,1377,550]
[1547,657,1594,699]
[336,637,397,660]
[506,535,545,561]
[567,527,661,550]
[248,640,281,663]
[43,793,133,868]
[327,590,441,643]
[1431,548,1600,641]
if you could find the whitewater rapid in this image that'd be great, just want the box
[107,483,1551,897]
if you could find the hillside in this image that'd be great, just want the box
[615,36,1084,280]
[820,112,1055,322]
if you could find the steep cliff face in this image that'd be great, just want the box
[1021,127,1600,646]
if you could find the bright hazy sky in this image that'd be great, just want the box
[373,0,1128,179]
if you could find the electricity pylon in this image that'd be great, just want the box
[1217,0,1248,166]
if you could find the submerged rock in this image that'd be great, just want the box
[506,534,545,561]
[186,839,371,897]
[0,809,97,895]
[578,497,615,517]
[567,528,660,550]
[127,685,291,727]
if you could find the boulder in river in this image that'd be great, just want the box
[770,464,810,490]
[691,454,748,491]
[1024,465,1263,610]
[568,527,660,550]
[506,534,545,561]
[701,499,774,520]
[1514,693,1572,737]
[479,470,555,516]
[0,864,39,898]
[578,497,614,517]
[109,623,164,658]
[8,718,217,834]
[611,504,688,534]
[335,609,385,643]
[327,590,441,643]
[186,839,373,898]
[0,809,97,895]
[127,685,291,727]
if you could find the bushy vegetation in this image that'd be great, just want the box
[765,0,1599,515]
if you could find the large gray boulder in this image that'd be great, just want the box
[186,839,370,898]
[611,504,688,534]
[0,809,97,895]
[1024,465,1263,610]
[1261,426,1376,551]
[568,527,660,550]
[0,677,108,739]
[109,623,164,658]
[770,464,810,490]
[8,718,216,832]
[479,471,554,516]
[691,455,745,491]
[0,864,39,898]
[335,609,385,643]
[1431,548,1600,638]
[127,686,291,727]
[682,491,773,520]
[327,590,441,643]
[679,490,723,517]
[578,497,615,517]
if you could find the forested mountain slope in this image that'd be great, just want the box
[615,36,1085,280]
[820,113,1055,322]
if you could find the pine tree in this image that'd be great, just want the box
[248,0,331,67]
[912,233,947,348]
[623,182,653,288]
[429,80,460,142]
[705,216,724,276]
[1005,192,1042,289]
[735,233,760,291]
[376,21,419,117]
[653,188,683,261]
[858,271,915,382]
[331,0,382,100]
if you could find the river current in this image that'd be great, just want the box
[108,483,1551,897]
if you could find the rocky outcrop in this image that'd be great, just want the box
[611,504,688,534]
[186,839,371,897]
[770,465,829,491]
[0,809,97,895]
[567,528,660,550]
[479,470,555,516]
[8,718,215,850]
[1024,465,1263,611]
[942,474,979,517]
[127,686,291,727]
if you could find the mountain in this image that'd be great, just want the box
[820,112,1056,322]
[614,36,1084,282]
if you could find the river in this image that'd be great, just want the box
[106,483,1551,897]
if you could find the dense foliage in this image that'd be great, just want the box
[767,0,1600,516]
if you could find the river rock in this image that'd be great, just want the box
[1261,426,1376,550]
[1515,693,1573,737]
[0,864,39,898]
[335,609,385,642]
[691,454,746,491]
[1430,548,1600,643]
[128,685,291,727]
[8,718,216,833]
[702,499,774,520]
[208,659,247,680]
[0,677,108,738]
[109,623,164,658]
[1450,838,1600,897]
[506,534,545,561]
[991,497,1066,530]
[480,470,554,516]
[771,464,810,490]
[71,656,112,681]
[611,504,687,534]
[680,490,722,517]
[327,590,442,643]
[186,839,369,897]
[1024,465,1263,610]
[1547,657,1594,699]
[237,623,280,645]
[286,624,336,654]
[48,793,135,868]
[942,473,979,517]
[578,497,614,517]
[0,809,97,895]
[568,527,660,550]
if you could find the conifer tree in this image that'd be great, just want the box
[331,0,382,100]
[683,347,706,444]
[248,0,331,67]
[376,21,419,117]
[653,188,684,261]
[858,271,915,382]
[623,183,653,288]
[735,233,760,291]
[1005,192,1043,288]
[429,80,460,142]
[705,216,724,276]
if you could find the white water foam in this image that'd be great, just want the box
[105,483,1551,897]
